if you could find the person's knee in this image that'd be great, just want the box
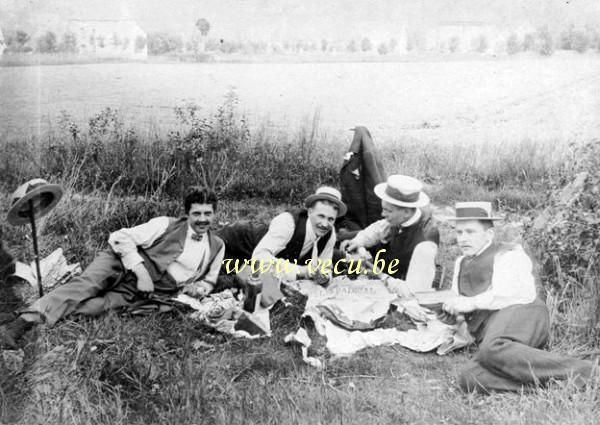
[477,338,511,368]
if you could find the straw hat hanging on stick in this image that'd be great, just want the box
[7,179,63,297]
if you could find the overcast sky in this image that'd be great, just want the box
[2,0,600,39]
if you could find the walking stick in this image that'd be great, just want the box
[28,199,44,297]
[7,179,63,298]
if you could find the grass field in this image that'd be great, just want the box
[1,56,599,424]
[1,193,598,425]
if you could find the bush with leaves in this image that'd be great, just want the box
[526,140,600,321]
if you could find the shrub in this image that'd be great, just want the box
[147,32,182,55]
[35,31,58,53]
[134,36,147,52]
[377,43,388,55]
[346,39,357,53]
[448,36,460,53]
[526,140,600,328]
[360,37,372,52]
[537,26,555,56]
[1,98,337,204]
[58,32,78,53]
[571,30,590,53]
[473,34,488,53]
[5,30,31,53]
[522,33,535,51]
[506,33,520,55]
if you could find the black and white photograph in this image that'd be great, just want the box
[0,0,599,423]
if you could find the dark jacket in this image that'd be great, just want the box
[216,209,331,268]
[337,126,386,233]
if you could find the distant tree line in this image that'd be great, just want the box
[2,30,147,54]
[145,24,600,57]
[4,24,600,57]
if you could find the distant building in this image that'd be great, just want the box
[67,19,147,59]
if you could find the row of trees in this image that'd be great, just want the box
[5,24,600,57]
[147,30,600,57]
[2,30,147,54]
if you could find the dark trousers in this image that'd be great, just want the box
[459,300,595,393]
[24,250,175,326]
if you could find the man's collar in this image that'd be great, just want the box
[472,240,493,258]
[187,224,208,241]
[401,208,422,228]
[305,217,318,241]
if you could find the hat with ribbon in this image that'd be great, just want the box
[373,175,429,208]
[448,202,502,221]
[305,186,347,217]
[7,179,63,226]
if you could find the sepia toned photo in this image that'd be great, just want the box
[0,1,599,423]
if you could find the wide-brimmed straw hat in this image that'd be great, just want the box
[7,179,63,226]
[374,175,430,208]
[448,202,502,221]
[305,186,347,217]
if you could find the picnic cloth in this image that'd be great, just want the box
[283,277,474,367]
[178,276,473,365]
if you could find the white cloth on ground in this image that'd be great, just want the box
[285,278,473,364]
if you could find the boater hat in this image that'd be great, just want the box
[374,175,430,208]
[448,202,502,221]
[7,179,63,226]
[305,186,347,217]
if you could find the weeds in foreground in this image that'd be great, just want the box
[1,103,599,423]
[0,98,574,210]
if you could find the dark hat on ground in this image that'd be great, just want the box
[448,202,502,221]
[7,179,63,226]
[305,186,347,217]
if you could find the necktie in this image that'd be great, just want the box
[191,233,204,242]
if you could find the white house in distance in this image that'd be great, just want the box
[67,19,147,59]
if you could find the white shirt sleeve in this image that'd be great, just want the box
[108,216,170,270]
[470,246,537,310]
[450,257,463,295]
[201,242,225,287]
[352,219,390,247]
[404,241,438,292]
[252,212,300,281]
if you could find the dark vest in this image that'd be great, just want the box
[217,209,332,267]
[275,209,333,264]
[139,217,224,287]
[457,242,515,336]
[379,210,440,279]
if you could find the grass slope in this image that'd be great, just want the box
[0,196,598,424]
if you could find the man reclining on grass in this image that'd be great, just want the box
[0,187,225,349]
[340,175,440,296]
[216,186,347,287]
[443,202,594,394]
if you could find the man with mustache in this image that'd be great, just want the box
[340,175,439,295]
[443,202,594,393]
[217,186,346,284]
[0,187,225,349]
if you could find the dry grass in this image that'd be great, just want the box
[0,106,598,424]
[0,193,598,424]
